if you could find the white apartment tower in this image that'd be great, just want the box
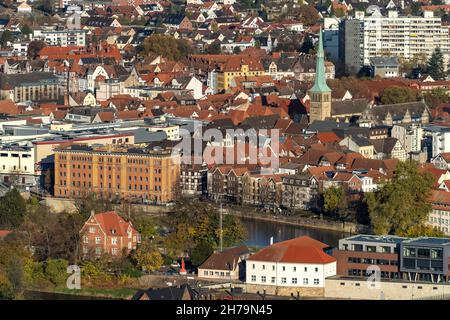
[340,10,450,73]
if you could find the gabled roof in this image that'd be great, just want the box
[85,211,135,237]
[247,236,335,264]
[0,99,20,115]
[371,137,400,154]
[132,284,197,300]
[199,245,249,271]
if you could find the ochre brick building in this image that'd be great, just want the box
[80,211,140,257]
[54,144,180,203]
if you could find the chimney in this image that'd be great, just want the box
[90,210,95,216]
[270,236,273,245]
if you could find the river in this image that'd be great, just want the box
[239,217,349,248]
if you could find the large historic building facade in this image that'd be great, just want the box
[54,144,180,204]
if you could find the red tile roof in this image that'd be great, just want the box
[248,236,336,264]
[0,99,19,115]
[0,230,12,238]
[90,211,135,237]
[316,132,341,143]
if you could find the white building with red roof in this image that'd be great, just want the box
[80,211,140,257]
[245,236,336,296]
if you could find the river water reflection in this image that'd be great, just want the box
[240,217,349,248]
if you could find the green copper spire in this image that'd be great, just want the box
[310,28,331,93]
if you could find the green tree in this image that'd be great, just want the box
[380,86,419,105]
[423,88,449,109]
[0,241,30,299]
[190,241,213,267]
[323,186,349,220]
[323,186,344,214]
[132,215,158,240]
[164,200,247,258]
[233,46,241,54]
[37,0,54,14]
[411,2,422,16]
[140,34,193,61]
[44,259,69,287]
[0,30,13,48]
[300,36,314,54]
[0,273,15,300]
[399,224,444,237]
[0,188,27,229]
[21,24,32,36]
[427,47,446,80]
[206,41,221,54]
[367,161,434,235]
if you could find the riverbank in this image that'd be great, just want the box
[42,196,370,234]
[24,287,138,300]
[223,207,370,234]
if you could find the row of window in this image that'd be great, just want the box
[82,246,120,255]
[251,264,319,273]
[203,271,230,277]
[250,275,320,285]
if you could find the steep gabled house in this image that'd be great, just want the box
[80,211,140,258]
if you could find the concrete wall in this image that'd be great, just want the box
[43,197,172,214]
[325,278,450,300]
[42,197,77,213]
[245,283,324,297]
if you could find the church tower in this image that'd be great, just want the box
[308,28,332,124]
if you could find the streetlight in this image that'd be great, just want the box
[227,262,232,294]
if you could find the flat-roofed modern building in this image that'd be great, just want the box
[338,10,450,74]
[333,234,450,283]
[400,237,450,283]
[33,29,86,47]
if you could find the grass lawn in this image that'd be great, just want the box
[54,286,139,299]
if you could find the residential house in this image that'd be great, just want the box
[80,211,140,257]
[246,236,337,297]
[198,245,250,281]
[371,138,407,161]
[428,190,450,235]
[132,284,197,300]
[369,57,399,78]
[281,174,320,210]
[339,135,375,159]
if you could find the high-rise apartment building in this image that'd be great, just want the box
[338,10,450,74]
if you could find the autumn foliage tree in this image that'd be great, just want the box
[0,188,27,229]
[131,244,163,272]
[164,199,247,258]
[366,161,435,236]
[140,34,193,60]
[27,40,47,60]
[293,4,320,26]
[380,86,419,105]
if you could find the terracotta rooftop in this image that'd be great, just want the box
[247,236,336,264]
